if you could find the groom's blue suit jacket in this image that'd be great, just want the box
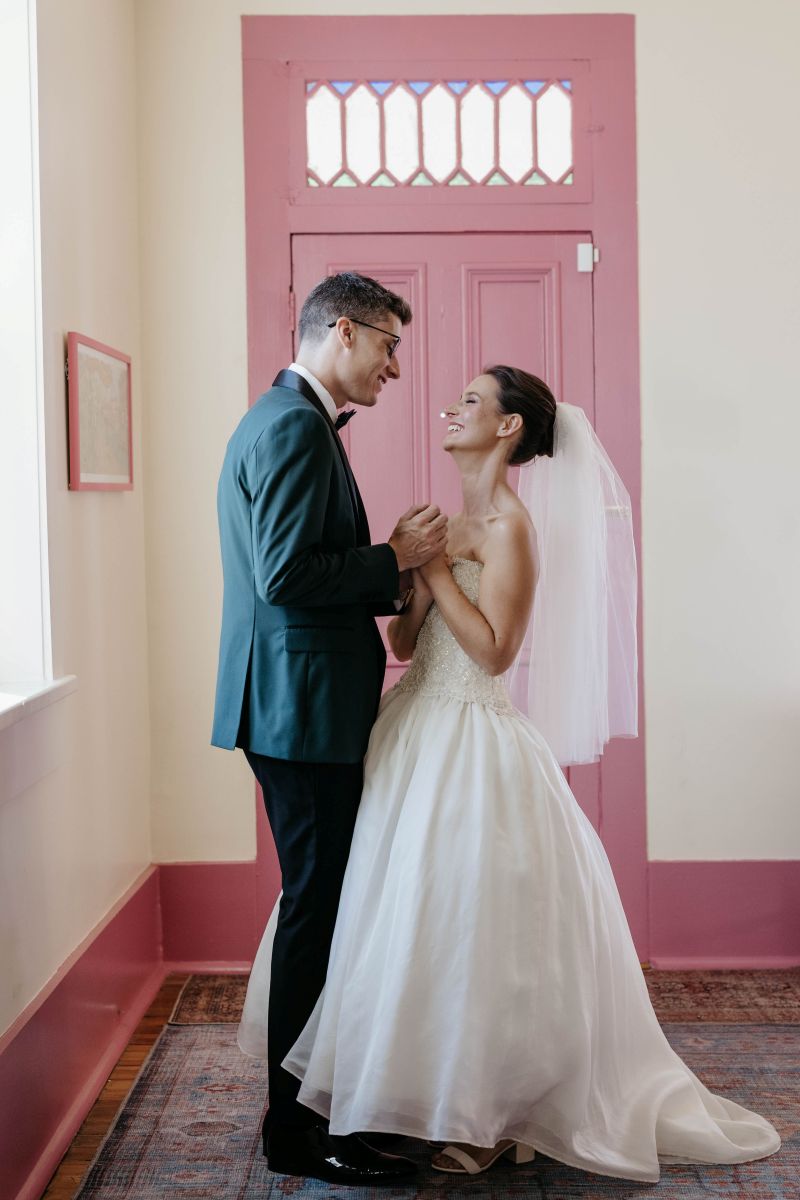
[211,375,400,763]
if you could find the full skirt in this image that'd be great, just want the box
[243,687,780,1182]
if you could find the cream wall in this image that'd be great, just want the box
[0,0,152,1035]
[136,0,800,863]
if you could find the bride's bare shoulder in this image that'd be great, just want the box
[484,503,536,563]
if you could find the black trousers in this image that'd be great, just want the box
[245,751,363,1131]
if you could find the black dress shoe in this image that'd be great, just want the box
[264,1123,418,1185]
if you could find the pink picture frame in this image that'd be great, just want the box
[67,332,133,491]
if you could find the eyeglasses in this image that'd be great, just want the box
[327,317,401,359]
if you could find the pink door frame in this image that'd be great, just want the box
[241,14,646,953]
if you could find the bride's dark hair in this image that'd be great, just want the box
[484,365,557,466]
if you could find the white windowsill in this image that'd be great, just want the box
[0,676,78,733]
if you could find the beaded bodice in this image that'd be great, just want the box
[393,558,515,713]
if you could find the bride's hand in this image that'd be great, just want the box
[410,566,433,602]
[418,552,451,588]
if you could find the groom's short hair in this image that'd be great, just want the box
[298,272,412,345]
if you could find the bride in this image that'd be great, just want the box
[240,366,780,1182]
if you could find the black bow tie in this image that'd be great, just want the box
[335,409,357,430]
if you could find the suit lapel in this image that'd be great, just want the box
[272,370,369,544]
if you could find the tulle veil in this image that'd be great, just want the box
[507,402,638,766]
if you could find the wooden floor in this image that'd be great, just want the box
[42,973,190,1200]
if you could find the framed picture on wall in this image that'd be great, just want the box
[66,332,133,491]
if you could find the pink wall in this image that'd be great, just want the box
[0,870,161,1200]
[160,861,259,967]
[649,861,800,968]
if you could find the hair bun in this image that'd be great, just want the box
[538,412,556,458]
[485,365,557,466]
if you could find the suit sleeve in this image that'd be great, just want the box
[249,407,400,608]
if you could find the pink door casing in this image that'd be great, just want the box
[242,14,645,954]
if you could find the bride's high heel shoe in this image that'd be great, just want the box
[431,1139,536,1175]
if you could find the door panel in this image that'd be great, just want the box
[293,231,593,506]
[293,233,599,828]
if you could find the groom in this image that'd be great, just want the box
[212,272,446,1185]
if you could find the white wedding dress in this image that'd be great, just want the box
[239,558,780,1182]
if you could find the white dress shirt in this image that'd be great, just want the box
[287,364,406,609]
[288,361,338,424]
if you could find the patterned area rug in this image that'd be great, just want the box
[74,1022,797,1199]
[169,973,249,1024]
[644,970,800,1024]
[169,969,800,1026]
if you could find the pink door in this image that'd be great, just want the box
[293,232,601,836]
[245,15,645,956]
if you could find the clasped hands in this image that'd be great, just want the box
[388,503,452,604]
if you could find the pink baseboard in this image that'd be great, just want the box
[649,860,800,968]
[157,858,800,971]
[163,959,254,973]
[0,868,163,1200]
[159,860,260,965]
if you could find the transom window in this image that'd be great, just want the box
[305,79,574,189]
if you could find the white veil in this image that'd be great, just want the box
[509,403,638,766]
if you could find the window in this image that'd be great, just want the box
[0,0,52,702]
[305,79,574,189]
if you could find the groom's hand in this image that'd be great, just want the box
[388,504,448,572]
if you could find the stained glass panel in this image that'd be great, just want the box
[422,84,456,182]
[536,84,572,181]
[384,86,418,183]
[499,85,533,182]
[461,85,495,183]
[306,85,342,184]
[346,84,380,182]
[305,77,574,188]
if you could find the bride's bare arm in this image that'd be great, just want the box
[387,574,434,661]
[418,516,535,676]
